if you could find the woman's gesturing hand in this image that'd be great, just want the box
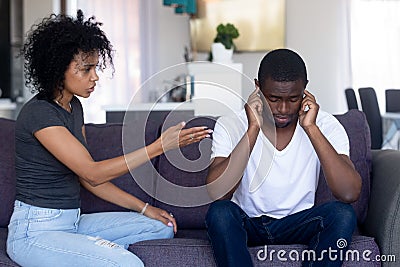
[159,121,213,152]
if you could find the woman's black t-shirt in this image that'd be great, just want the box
[15,95,87,209]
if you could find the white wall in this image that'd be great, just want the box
[285,0,350,114]
[23,0,58,39]
[138,2,192,102]
[156,6,191,72]
[22,0,59,102]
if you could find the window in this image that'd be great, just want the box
[67,0,142,123]
[351,0,400,111]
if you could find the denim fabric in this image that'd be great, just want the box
[206,200,357,267]
[6,200,173,267]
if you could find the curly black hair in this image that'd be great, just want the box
[258,49,308,88]
[22,9,114,100]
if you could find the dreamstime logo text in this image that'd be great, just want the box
[257,238,396,263]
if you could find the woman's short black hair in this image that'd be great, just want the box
[22,9,114,100]
[257,48,307,88]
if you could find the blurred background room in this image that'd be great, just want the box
[1,0,399,133]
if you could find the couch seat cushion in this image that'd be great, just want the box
[0,229,19,266]
[130,235,380,267]
[0,118,16,228]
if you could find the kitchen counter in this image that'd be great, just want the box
[0,99,16,119]
[103,102,195,112]
[103,102,195,124]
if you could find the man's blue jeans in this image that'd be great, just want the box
[205,200,357,267]
[7,200,174,267]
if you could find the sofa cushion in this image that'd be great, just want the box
[0,118,16,228]
[154,116,218,229]
[129,235,380,267]
[81,119,160,214]
[0,229,19,266]
[316,110,372,224]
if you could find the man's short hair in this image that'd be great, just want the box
[257,48,307,87]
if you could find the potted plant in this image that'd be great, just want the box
[210,23,240,63]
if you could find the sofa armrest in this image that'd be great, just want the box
[362,149,400,263]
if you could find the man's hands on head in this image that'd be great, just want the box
[298,90,320,132]
[245,86,263,129]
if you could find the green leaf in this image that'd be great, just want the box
[213,23,240,50]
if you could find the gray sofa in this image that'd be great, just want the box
[0,109,399,266]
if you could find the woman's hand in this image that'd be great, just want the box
[143,205,177,234]
[158,121,212,152]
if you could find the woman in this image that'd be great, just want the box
[6,10,212,267]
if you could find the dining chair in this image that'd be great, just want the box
[358,87,383,149]
[385,89,400,113]
[345,88,359,110]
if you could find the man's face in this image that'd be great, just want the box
[258,77,306,128]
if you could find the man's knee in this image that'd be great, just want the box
[324,201,357,230]
[205,200,241,228]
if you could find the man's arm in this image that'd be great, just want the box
[299,90,362,203]
[304,127,361,203]
[206,88,263,200]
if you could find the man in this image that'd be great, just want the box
[205,48,361,267]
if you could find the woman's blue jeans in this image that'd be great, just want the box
[205,200,357,267]
[7,200,174,267]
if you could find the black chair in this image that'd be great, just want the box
[345,88,359,110]
[385,89,400,113]
[358,87,383,149]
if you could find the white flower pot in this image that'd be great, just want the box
[211,42,233,63]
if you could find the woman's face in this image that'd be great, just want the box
[62,51,99,99]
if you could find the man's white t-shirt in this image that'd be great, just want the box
[211,109,349,219]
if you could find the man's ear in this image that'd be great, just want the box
[254,78,260,88]
[305,79,309,88]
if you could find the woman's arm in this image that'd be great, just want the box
[34,121,211,187]
[80,178,177,233]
